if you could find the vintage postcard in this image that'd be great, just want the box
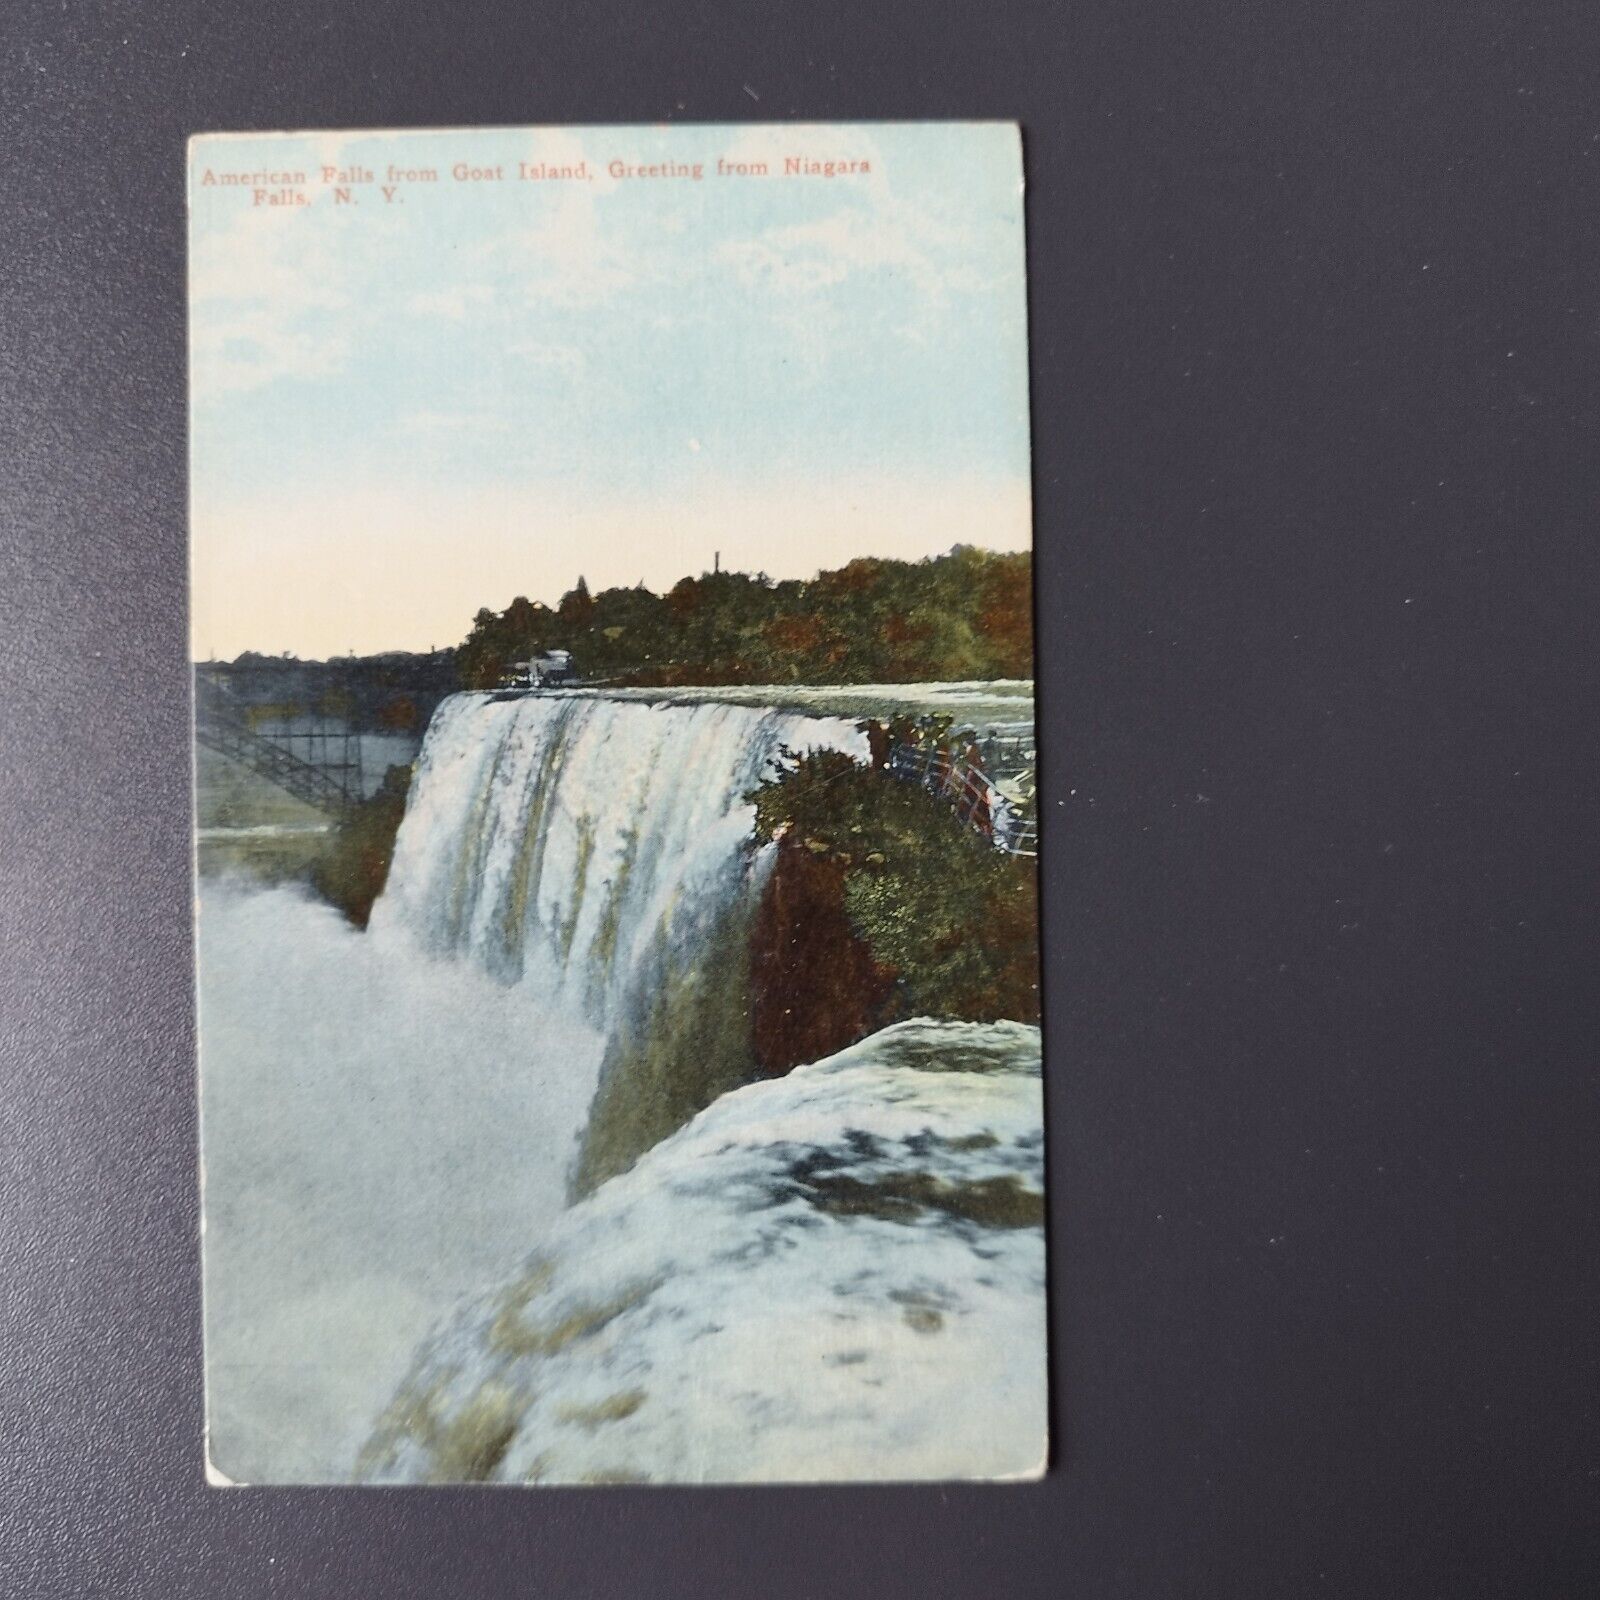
[190,122,1043,1485]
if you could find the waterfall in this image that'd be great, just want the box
[370,692,868,1189]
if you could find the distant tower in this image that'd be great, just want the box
[713,550,720,574]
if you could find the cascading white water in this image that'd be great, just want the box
[198,685,1026,1481]
[370,692,869,1184]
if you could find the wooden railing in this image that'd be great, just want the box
[887,732,1037,857]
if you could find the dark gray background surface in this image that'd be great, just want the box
[2,2,1596,1595]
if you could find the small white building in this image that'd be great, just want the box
[508,650,577,688]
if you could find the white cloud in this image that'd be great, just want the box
[507,194,637,308]
[742,204,982,295]
[405,285,494,322]
[190,205,354,400]
[398,409,513,435]
[471,130,642,309]
[711,129,987,310]
[506,339,586,377]
[191,311,350,399]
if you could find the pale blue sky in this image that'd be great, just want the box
[189,123,1031,657]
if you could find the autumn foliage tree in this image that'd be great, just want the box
[454,546,1033,689]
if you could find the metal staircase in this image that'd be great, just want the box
[194,673,363,818]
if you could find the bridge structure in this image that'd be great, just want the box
[194,671,365,819]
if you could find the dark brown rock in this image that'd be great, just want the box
[748,839,897,1076]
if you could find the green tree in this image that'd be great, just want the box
[453,548,1035,691]
[747,742,1039,1025]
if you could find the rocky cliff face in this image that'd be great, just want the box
[356,1019,1048,1486]
[747,837,898,1075]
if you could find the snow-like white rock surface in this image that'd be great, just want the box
[358,1019,1047,1485]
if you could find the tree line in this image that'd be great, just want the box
[455,544,1033,689]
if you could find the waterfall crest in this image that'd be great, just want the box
[371,692,867,1186]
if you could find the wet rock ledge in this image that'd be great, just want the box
[357,1018,1047,1486]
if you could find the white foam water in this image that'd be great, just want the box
[371,692,867,1019]
[201,692,866,1480]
